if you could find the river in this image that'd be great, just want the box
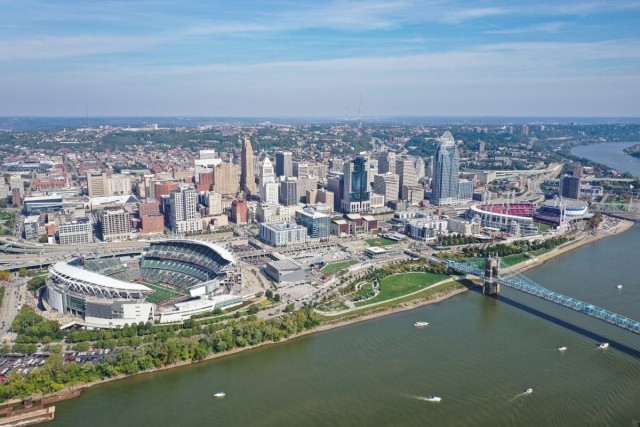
[51,226,640,427]
[571,141,640,177]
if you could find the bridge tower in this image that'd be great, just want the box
[483,256,500,296]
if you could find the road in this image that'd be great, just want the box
[0,275,28,336]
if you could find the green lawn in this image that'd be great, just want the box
[365,237,398,247]
[316,279,469,322]
[355,283,374,300]
[501,253,529,266]
[536,222,552,232]
[143,282,185,303]
[355,272,448,306]
[321,260,357,275]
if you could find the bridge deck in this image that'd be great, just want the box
[445,260,640,335]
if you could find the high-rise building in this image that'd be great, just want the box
[293,162,309,178]
[213,163,240,195]
[241,137,258,196]
[275,151,293,178]
[431,131,460,206]
[341,156,371,213]
[295,208,330,239]
[296,176,318,201]
[259,157,279,203]
[230,199,248,224]
[396,158,420,201]
[279,177,298,206]
[58,219,93,245]
[99,210,131,242]
[11,187,22,207]
[108,174,132,196]
[153,181,179,202]
[373,172,399,204]
[316,189,335,211]
[169,185,202,233]
[413,157,425,180]
[559,176,581,200]
[378,152,396,174]
[206,191,222,215]
[87,172,108,197]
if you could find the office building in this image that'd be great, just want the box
[275,151,293,178]
[87,172,108,197]
[279,177,299,206]
[259,157,279,203]
[341,156,371,214]
[240,137,258,196]
[373,173,399,204]
[431,131,460,205]
[316,189,334,212]
[169,185,202,233]
[295,208,330,239]
[560,176,581,200]
[153,181,179,203]
[458,179,474,202]
[378,152,396,174]
[213,163,240,195]
[293,162,309,178]
[396,158,420,201]
[230,199,248,224]
[108,174,132,196]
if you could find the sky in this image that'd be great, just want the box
[1,0,639,117]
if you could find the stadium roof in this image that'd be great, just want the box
[53,262,151,291]
[166,239,235,264]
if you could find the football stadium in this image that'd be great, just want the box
[44,240,243,328]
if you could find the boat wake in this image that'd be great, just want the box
[507,388,533,403]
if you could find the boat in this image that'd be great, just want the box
[524,388,533,394]
[214,392,226,398]
[616,284,623,289]
[598,342,609,349]
[414,321,429,327]
[558,346,567,352]
[425,396,442,402]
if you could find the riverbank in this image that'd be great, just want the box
[16,218,636,405]
[508,217,635,275]
[20,283,468,405]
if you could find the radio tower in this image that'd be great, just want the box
[345,100,349,123]
[358,94,362,130]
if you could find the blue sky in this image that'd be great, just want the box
[1,0,639,117]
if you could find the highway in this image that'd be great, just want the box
[0,274,28,336]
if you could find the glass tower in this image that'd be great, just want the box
[432,131,460,205]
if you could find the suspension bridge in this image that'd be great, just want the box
[442,258,640,335]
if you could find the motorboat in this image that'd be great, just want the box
[598,342,609,349]
[214,392,226,398]
[524,388,533,394]
[616,284,623,289]
[558,346,567,352]
[414,321,429,327]
[425,396,442,402]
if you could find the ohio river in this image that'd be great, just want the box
[52,226,640,427]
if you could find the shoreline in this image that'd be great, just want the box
[17,217,636,404]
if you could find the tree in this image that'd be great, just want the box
[19,268,29,277]
[247,305,259,315]
[273,293,281,302]
[284,304,295,313]
[0,271,9,281]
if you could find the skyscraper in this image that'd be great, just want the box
[431,131,460,205]
[395,158,420,201]
[213,163,240,195]
[378,152,396,174]
[275,151,293,178]
[559,176,581,200]
[241,137,257,196]
[341,156,371,213]
[259,157,279,204]
[279,177,298,206]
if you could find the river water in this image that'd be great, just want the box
[52,226,640,427]
[571,141,640,177]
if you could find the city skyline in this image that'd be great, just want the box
[2,1,639,117]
